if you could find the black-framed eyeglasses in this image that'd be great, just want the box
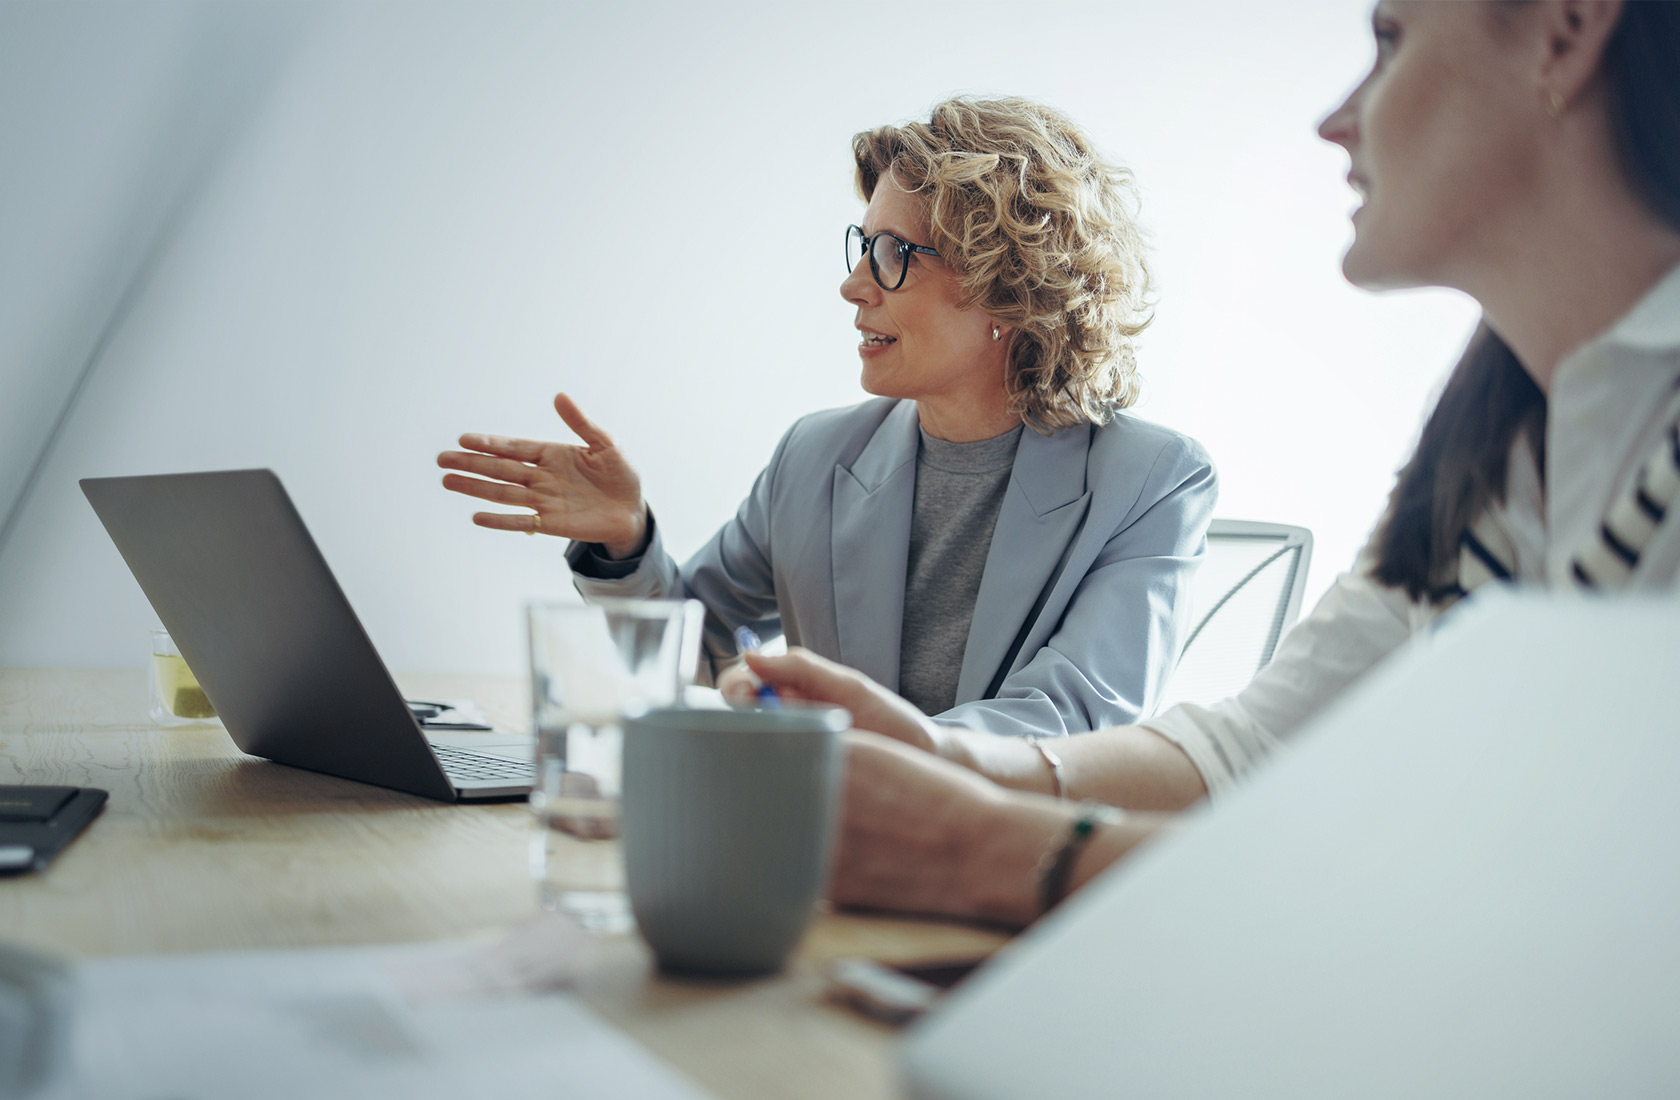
[846,224,939,291]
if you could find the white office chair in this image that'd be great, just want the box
[1154,519,1313,713]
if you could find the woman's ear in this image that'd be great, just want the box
[1535,0,1624,108]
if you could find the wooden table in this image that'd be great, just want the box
[0,668,1006,1100]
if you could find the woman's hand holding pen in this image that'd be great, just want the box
[438,393,649,558]
[740,649,1060,797]
[739,647,947,756]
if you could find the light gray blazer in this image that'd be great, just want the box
[568,397,1216,737]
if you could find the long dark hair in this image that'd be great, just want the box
[1371,1,1680,603]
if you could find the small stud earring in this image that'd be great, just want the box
[991,325,1002,342]
[1545,90,1566,120]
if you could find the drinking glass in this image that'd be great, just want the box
[526,598,703,931]
[148,629,218,727]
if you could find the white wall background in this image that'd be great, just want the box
[0,0,1478,676]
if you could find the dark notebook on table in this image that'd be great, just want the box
[0,786,107,874]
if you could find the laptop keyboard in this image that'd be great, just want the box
[431,744,533,783]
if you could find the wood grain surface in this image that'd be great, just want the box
[0,667,1007,1100]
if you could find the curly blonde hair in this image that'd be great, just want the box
[853,96,1153,432]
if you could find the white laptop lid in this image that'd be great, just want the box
[903,593,1680,1099]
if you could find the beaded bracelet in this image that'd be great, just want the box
[1036,801,1122,916]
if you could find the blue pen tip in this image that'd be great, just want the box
[734,625,777,705]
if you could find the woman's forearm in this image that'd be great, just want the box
[747,649,1213,813]
[942,723,1209,813]
[958,790,1173,927]
[1059,724,1209,811]
[600,503,651,559]
[831,732,1175,928]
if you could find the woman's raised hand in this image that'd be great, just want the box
[438,393,648,557]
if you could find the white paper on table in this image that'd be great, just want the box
[31,915,714,1100]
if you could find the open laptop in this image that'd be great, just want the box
[902,592,1680,1098]
[82,469,533,802]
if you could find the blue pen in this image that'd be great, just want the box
[732,626,782,707]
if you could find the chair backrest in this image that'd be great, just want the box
[1154,519,1313,713]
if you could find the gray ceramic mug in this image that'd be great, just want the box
[621,705,849,976]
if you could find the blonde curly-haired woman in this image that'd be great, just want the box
[439,97,1215,736]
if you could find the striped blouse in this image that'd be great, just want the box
[1148,262,1680,799]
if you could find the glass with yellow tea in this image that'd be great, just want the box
[148,629,217,726]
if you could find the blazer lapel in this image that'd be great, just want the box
[954,425,1094,704]
[830,401,920,690]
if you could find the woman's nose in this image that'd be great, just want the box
[1317,84,1360,148]
[840,260,880,306]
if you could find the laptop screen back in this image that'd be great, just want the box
[903,594,1680,1099]
[82,469,455,801]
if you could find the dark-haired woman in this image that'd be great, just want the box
[742,0,1680,926]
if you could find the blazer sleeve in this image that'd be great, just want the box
[936,435,1217,738]
[565,426,792,681]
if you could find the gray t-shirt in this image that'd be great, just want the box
[898,424,1024,716]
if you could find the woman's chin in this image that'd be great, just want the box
[1340,238,1417,292]
[1339,217,1441,292]
[858,365,907,401]
[1340,246,1379,289]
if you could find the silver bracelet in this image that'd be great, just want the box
[1024,736,1066,800]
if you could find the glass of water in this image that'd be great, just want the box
[149,629,218,727]
[526,598,703,931]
